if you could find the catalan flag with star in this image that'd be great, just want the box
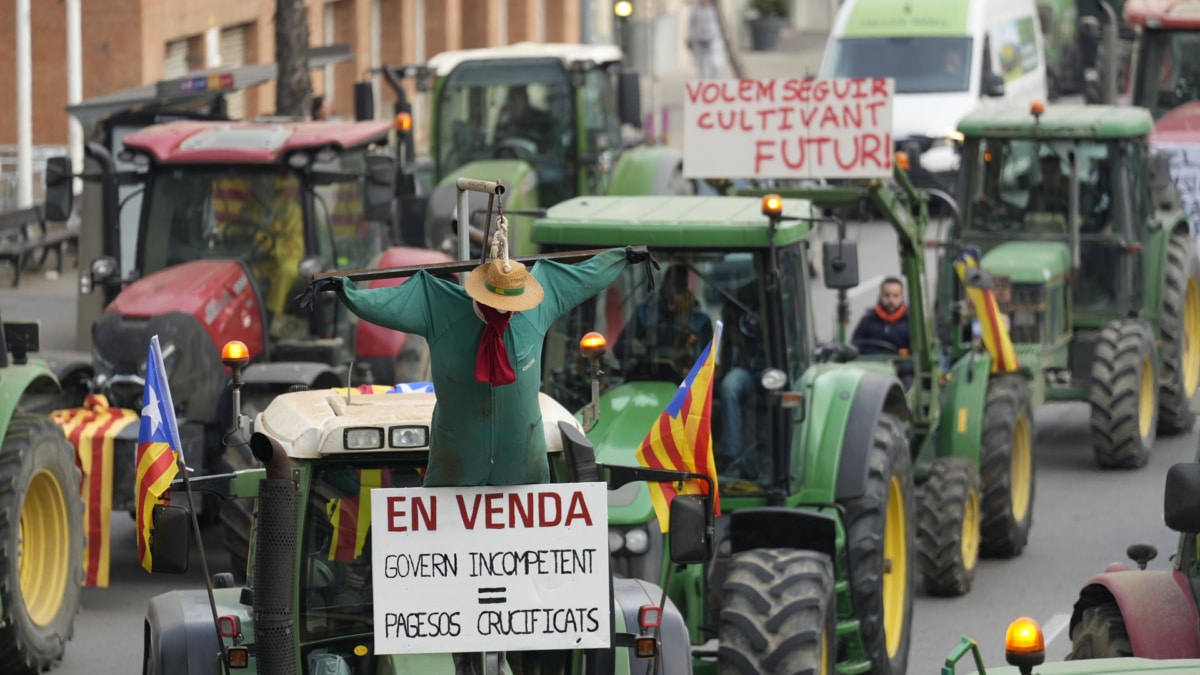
[953,246,1019,373]
[136,335,183,573]
[636,321,723,533]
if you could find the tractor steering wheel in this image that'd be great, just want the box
[221,218,278,260]
[852,338,902,355]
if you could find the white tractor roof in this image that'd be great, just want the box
[255,389,584,460]
[426,42,624,77]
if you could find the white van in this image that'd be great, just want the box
[818,0,1049,190]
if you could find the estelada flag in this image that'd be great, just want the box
[954,247,1020,373]
[636,321,723,533]
[135,335,183,573]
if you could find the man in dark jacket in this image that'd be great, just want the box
[852,276,912,360]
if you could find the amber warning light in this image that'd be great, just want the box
[761,194,783,217]
[221,340,250,368]
[1030,100,1046,117]
[894,151,910,172]
[1004,617,1045,674]
[580,332,607,356]
[395,112,413,132]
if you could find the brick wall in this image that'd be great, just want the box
[0,0,581,146]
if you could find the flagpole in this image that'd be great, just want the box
[150,336,231,673]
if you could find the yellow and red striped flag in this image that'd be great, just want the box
[636,322,723,533]
[136,336,183,573]
[954,248,1020,373]
[51,395,138,587]
[327,469,392,562]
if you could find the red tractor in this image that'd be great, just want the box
[40,117,448,579]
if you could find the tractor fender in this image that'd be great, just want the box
[608,145,686,196]
[800,367,909,503]
[0,361,63,440]
[1071,569,1200,658]
[1142,216,1194,326]
[241,362,344,390]
[143,589,224,675]
[352,246,454,359]
[727,506,840,562]
[611,577,691,675]
[938,350,997,467]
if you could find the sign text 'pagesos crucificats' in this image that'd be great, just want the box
[370,483,610,654]
[683,78,896,180]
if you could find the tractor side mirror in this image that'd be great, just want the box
[148,504,191,574]
[1164,463,1200,533]
[363,153,396,223]
[618,71,642,128]
[668,494,710,565]
[43,156,74,222]
[822,239,860,290]
[983,71,1006,98]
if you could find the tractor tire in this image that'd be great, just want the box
[1068,602,1133,660]
[717,548,835,675]
[1090,320,1159,469]
[839,412,914,675]
[917,457,981,597]
[1156,232,1200,434]
[979,375,1035,558]
[0,414,85,675]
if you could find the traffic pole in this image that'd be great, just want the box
[16,0,33,208]
[67,0,82,197]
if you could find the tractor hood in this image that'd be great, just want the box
[587,381,680,526]
[979,241,1070,284]
[107,258,266,359]
[254,389,584,460]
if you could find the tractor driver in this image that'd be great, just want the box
[495,85,557,154]
[851,277,914,386]
[614,263,714,379]
[227,172,307,339]
[1026,154,1070,217]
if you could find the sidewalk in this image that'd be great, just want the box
[641,29,829,150]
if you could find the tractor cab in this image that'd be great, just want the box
[1125,1,1200,120]
[954,104,1157,339]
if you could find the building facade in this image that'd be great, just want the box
[0,0,584,147]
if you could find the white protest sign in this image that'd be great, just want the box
[370,483,610,655]
[1150,141,1200,243]
[682,78,895,180]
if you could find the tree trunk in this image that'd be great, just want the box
[274,0,312,117]
[714,0,746,79]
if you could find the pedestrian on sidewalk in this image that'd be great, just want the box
[688,0,726,80]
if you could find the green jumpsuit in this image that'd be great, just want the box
[333,248,630,487]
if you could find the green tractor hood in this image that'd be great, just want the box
[979,241,1070,284]
[586,380,680,526]
[435,158,542,255]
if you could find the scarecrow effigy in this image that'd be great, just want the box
[301,214,655,488]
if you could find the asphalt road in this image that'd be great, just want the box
[1,235,1196,675]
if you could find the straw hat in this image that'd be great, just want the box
[465,258,545,312]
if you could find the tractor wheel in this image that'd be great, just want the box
[1090,320,1159,469]
[1156,232,1200,434]
[979,375,1035,558]
[917,457,981,597]
[717,548,835,675]
[839,412,914,675]
[0,414,85,675]
[1068,602,1133,659]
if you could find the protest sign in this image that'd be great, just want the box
[371,483,610,655]
[682,77,895,180]
[1150,141,1200,241]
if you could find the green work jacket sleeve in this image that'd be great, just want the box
[333,271,465,337]
[528,247,630,330]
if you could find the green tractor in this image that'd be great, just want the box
[378,42,693,259]
[938,102,1200,470]
[533,189,927,673]
[139,333,715,674]
[0,318,85,675]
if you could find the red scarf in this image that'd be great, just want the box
[475,304,517,386]
[874,303,907,324]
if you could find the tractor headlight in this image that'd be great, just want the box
[344,427,385,450]
[624,528,650,554]
[608,530,625,554]
[390,426,429,448]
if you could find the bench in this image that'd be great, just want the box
[0,205,79,287]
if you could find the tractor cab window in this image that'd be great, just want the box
[299,462,426,640]
[542,251,776,490]
[1134,29,1200,120]
[580,68,622,195]
[312,149,384,271]
[437,59,573,206]
[822,36,973,94]
[141,167,311,336]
